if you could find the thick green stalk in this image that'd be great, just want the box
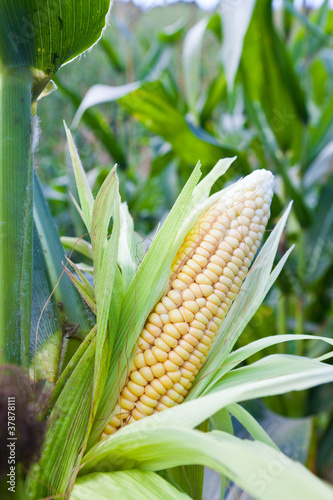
[0,67,33,367]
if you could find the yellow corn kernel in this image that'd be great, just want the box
[151,362,165,378]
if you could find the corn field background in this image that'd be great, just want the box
[1,0,333,499]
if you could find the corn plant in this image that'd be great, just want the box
[24,135,333,499]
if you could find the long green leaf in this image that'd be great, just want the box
[61,236,93,260]
[182,17,209,118]
[220,0,256,90]
[167,420,209,500]
[54,76,127,166]
[226,403,278,451]
[63,261,96,315]
[73,82,141,127]
[240,0,308,157]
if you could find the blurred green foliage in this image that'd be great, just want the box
[35,0,333,482]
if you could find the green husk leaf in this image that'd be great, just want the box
[30,223,62,382]
[65,123,94,232]
[65,258,95,301]
[49,326,97,410]
[83,354,333,474]
[167,420,209,500]
[90,166,121,411]
[209,407,233,499]
[61,236,93,260]
[118,202,139,292]
[63,262,96,315]
[71,470,191,500]
[79,427,333,500]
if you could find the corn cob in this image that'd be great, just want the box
[101,169,274,438]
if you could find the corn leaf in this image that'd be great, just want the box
[209,407,233,499]
[182,17,209,118]
[71,470,191,500]
[240,0,308,157]
[79,427,333,500]
[54,76,127,166]
[220,0,256,90]
[33,173,93,342]
[306,93,333,166]
[72,82,141,127]
[224,333,333,380]
[73,79,245,170]
[167,420,209,500]
[247,102,311,227]
[65,258,95,300]
[49,326,97,410]
[30,223,62,383]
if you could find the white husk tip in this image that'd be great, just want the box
[225,169,274,201]
[242,168,274,192]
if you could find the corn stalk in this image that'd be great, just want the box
[0,67,33,366]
